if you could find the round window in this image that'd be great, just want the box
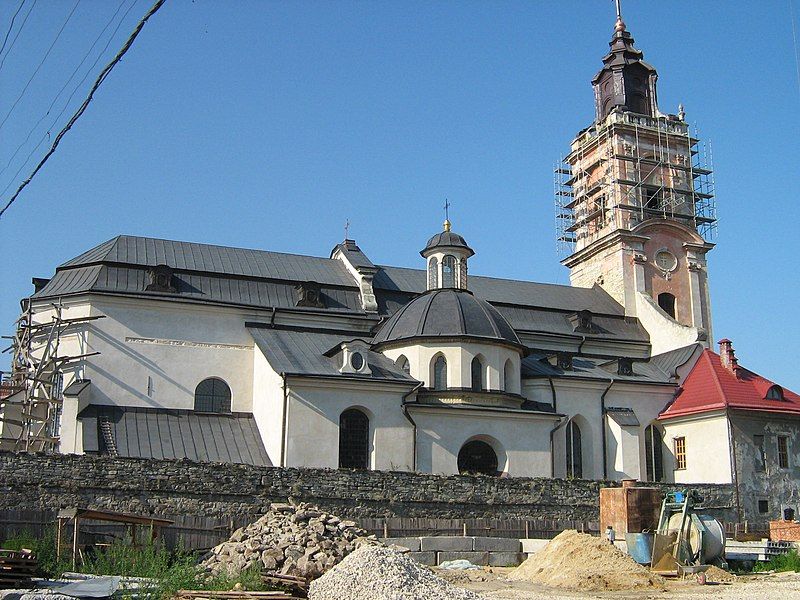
[350,352,364,371]
[655,250,677,272]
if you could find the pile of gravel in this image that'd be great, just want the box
[199,502,379,580]
[308,545,484,600]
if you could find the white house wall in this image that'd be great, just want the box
[283,378,414,471]
[78,296,257,412]
[662,412,732,484]
[410,406,556,477]
[251,345,285,466]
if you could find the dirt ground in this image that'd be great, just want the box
[436,567,800,600]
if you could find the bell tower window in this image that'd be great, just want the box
[442,255,456,288]
[658,292,676,319]
[427,257,438,290]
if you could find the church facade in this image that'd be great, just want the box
[3,13,726,486]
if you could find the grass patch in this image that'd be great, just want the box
[1,530,271,598]
[753,550,800,573]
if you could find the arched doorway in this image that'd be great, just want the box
[566,419,583,479]
[338,408,369,469]
[644,423,664,482]
[457,440,498,476]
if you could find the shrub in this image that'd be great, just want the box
[753,550,800,573]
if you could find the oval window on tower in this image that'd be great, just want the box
[655,250,677,272]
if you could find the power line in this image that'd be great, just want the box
[0,0,36,72]
[0,0,80,131]
[0,0,25,58]
[0,0,131,179]
[0,0,167,219]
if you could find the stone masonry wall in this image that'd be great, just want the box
[0,452,737,523]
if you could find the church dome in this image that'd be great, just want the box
[421,229,474,257]
[372,289,522,349]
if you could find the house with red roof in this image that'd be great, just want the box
[659,339,800,522]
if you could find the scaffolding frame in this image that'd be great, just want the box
[0,298,101,453]
[555,111,716,258]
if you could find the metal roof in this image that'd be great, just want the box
[421,230,474,256]
[521,353,673,384]
[372,289,522,348]
[49,235,628,317]
[248,326,416,382]
[648,344,702,378]
[78,404,271,466]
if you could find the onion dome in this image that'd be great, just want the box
[372,288,522,350]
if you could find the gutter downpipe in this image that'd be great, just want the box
[601,378,615,480]
[401,382,425,471]
[547,376,567,477]
[279,372,288,467]
[726,410,743,522]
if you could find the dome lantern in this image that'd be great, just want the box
[420,220,474,291]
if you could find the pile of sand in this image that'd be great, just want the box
[508,530,665,591]
[704,565,736,583]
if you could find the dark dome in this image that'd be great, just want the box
[420,230,474,257]
[372,289,522,349]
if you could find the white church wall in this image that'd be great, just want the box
[381,342,519,391]
[283,378,414,471]
[410,406,555,477]
[635,292,703,355]
[251,346,285,466]
[661,411,732,484]
[76,296,256,412]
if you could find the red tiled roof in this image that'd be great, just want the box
[659,349,800,419]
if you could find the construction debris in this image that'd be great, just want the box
[308,545,483,600]
[508,530,666,591]
[0,549,37,589]
[703,565,737,584]
[199,503,379,580]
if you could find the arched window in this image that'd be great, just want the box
[644,424,664,482]
[339,409,369,469]
[459,258,468,288]
[766,385,784,401]
[471,356,484,391]
[442,255,456,288]
[565,419,582,479]
[396,355,410,375]
[433,355,447,390]
[503,359,514,392]
[427,257,438,289]
[458,440,498,476]
[658,292,676,319]
[194,378,232,413]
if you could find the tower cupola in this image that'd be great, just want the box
[592,7,659,121]
[421,220,474,291]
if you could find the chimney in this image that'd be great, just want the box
[718,339,739,375]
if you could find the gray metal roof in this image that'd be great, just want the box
[493,304,648,341]
[649,344,702,378]
[49,235,627,316]
[78,405,271,466]
[248,326,417,382]
[421,230,474,256]
[521,353,673,384]
[372,289,522,348]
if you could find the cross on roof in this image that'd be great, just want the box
[443,199,450,221]
[344,219,350,239]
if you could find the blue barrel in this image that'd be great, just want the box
[626,533,655,565]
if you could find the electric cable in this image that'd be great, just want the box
[0,0,129,179]
[0,0,26,59]
[0,0,36,72]
[0,0,80,131]
[0,0,167,219]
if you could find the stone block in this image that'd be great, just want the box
[420,536,473,552]
[520,539,549,554]
[407,551,437,566]
[437,551,489,566]
[473,537,521,552]
[380,537,421,551]
[487,552,524,566]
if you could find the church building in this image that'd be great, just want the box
[3,11,754,495]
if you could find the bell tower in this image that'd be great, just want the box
[555,7,717,353]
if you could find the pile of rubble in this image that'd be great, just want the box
[199,502,379,580]
[309,545,483,600]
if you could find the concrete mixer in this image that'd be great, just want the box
[651,490,727,575]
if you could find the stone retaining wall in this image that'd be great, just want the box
[0,452,738,522]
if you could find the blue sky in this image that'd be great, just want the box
[1,0,799,389]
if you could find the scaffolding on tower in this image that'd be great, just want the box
[555,111,716,259]
[0,299,101,453]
